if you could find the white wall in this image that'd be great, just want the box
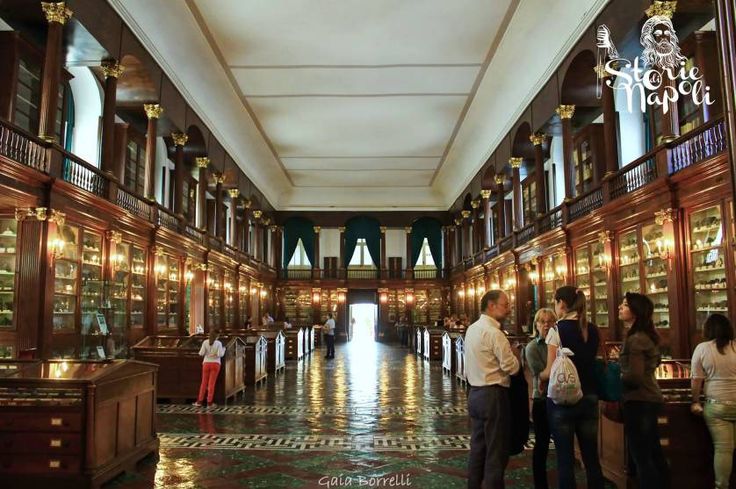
[549,135,565,207]
[68,67,103,167]
[154,137,172,205]
[385,228,406,263]
[614,67,647,167]
[320,227,340,258]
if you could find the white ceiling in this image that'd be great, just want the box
[110,0,609,210]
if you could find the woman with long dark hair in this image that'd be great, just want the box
[691,313,736,489]
[618,292,668,488]
[540,286,604,489]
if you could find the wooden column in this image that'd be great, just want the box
[273,226,283,274]
[252,210,262,260]
[171,132,188,215]
[100,61,124,175]
[228,189,239,246]
[380,226,387,279]
[112,122,128,183]
[195,157,209,228]
[494,175,506,239]
[530,134,548,215]
[597,69,619,176]
[242,204,251,253]
[461,210,471,258]
[143,104,163,199]
[313,226,321,279]
[454,219,462,262]
[405,226,413,279]
[338,226,346,278]
[214,174,224,239]
[715,0,736,219]
[480,189,492,249]
[442,226,451,272]
[38,2,72,142]
[510,157,523,229]
[470,201,480,254]
[556,104,575,199]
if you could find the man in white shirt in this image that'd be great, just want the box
[465,290,520,489]
[324,313,336,359]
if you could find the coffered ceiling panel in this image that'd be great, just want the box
[288,169,434,187]
[282,157,439,171]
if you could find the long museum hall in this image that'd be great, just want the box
[1,0,736,488]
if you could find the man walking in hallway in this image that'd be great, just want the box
[324,312,336,359]
[465,290,520,489]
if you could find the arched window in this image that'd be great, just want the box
[349,238,375,267]
[415,238,436,268]
[288,239,311,268]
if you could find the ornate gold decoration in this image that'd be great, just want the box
[529,133,545,146]
[405,226,412,233]
[48,210,65,226]
[479,189,492,200]
[198,263,208,272]
[379,226,387,233]
[252,210,262,220]
[242,198,252,209]
[461,210,471,219]
[195,157,210,168]
[655,208,676,225]
[470,199,480,209]
[270,225,278,232]
[494,175,505,186]
[15,207,48,221]
[41,2,72,24]
[153,246,165,257]
[106,230,122,244]
[313,226,321,234]
[144,103,163,119]
[171,132,188,147]
[598,231,612,244]
[509,157,523,169]
[213,173,225,185]
[645,1,676,18]
[101,61,125,79]
[338,226,346,233]
[556,104,576,120]
[228,189,239,199]
[262,217,271,226]
[593,63,610,79]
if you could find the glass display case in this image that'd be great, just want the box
[428,288,442,323]
[499,266,516,330]
[130,247,146,329]
[109,242,130,335]
[542,254,566,307]
[575,246,592,322]
[320,288,338,322]
[80,232,103,358]
[53,224,79,332]
[207,267,222,330]
[414,289,429,324]
[224,272,235,328]
[618,230,641,296]
[690,206,727,328]
[239,276,250,325]
[642,223,670,328]
[155,254,178,332]
[0,218,18,331]
[575,243,610,328]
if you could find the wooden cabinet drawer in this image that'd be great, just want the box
[0,412,82,432]
[0,432,82,454]
[0,454,80,474]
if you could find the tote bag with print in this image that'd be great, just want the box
[547,330,583,405]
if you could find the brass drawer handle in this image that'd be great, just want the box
[49,460,61,469]
[50,439,62,448]
[50,418,63,426]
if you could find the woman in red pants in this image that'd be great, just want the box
[193,330,225,407]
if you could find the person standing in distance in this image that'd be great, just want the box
[324,312,336,359]
[465,290,521,489]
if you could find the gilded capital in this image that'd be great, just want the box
[195,157,210,169]
[655,208,677,225]
[41,2,72,24]
[313,226,321,234]
[106,230,122,244]
[598,231,612,244]
[509,157,523,169]
[461,210,471,219]
[338,226,346,233]
[404,226,412,233]
[213,173,225,185]
[470,199,480,209]
[494,175,505,187]
[645,1,676,18]
[262,217,271,226]
[379,226,387,233]
[480,189,492,200]
[556,104,575,120]
[593,63,610,79]
[454,218,462,227]
[171,132,188,146]
[252,210,262,220]
[101,61,125,79]
[227,188,239,199]
[529,133,545,146]
[144,103,164,119]
[242,198,252,209]
[48,210,66,226]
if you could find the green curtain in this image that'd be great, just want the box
[283,217,315,269]
[344,216,381,268]
[411,217,443,268]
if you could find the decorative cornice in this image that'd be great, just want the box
[556,104,575,120]
[509,157,523,169]
[480,189,492,199]
[144,103,163,119]
[107,230,123,244]
[41,2,73,24]
[15,207,48,222]
[48,210,65,226]
[171,132,188,147]
[598,230,612,244]
[645,1,676,18]
[101,61,125,79]
[655,208,676,225]
[529,133,545,146]
[227,188,239,199]
[195,157,210,169]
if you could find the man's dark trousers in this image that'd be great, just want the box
[467,384,511,489]
[325,334,335,358]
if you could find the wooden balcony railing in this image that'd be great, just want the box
[282,269,312,280]
[609,150,658,199]
[183,224,206,245]
[346,268,379,280]
[538,206,562,234]
[116,186,154,222]
[0,119,47,172]
[499,235,514,253]
[669,118,728,174]
[414,268,439,280]
[516,223,535,246]
[60,149,109,198]
[568,187,603,223]
[156,206,179,232]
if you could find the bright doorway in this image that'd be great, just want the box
[348,304,377,341]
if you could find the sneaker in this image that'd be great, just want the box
[209,403,217,409]
[192,402,202,407]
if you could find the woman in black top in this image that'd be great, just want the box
[540,286,604,489]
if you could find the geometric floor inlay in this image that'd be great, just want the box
[157,404,468,416]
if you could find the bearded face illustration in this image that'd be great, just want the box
[640,16,686,70]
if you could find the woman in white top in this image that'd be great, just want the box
[283,317,292,329]
[691,313,736,489]
[193,330,225,407]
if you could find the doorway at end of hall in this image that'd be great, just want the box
[348,303,378,341]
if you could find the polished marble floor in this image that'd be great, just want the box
[107,340,588,488]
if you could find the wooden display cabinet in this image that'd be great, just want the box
[572,124,604,197]
[250,329,285,374]
[442,331,462,374]
[454,335,466,385]
[154,253,180,335]
[0,217,18,358]
[206,266,223,331]
[107,240,147,358]
[541,252,567,307]
[0,359,158,489]
[283,327,304,360]
[224,271,236,329]
[131,335,245,404]
[423,328,444,361]
[243,335,267,386]
[574,240,611,329]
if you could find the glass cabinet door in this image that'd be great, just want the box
[53,224,79,332]
[208,268,222,329]
[618,230,641,296]
[690,206,727,328]
[110,242,130,333]
[224,272,234,327]
[575,247,592,322]
[642,223,670,328]
[80,232,102,336]
[0,218,18,331]
[130,246,146,329]
[591,242,609,328]
[156,256,169,331]
[167,258,180,330]
[542,257,555,307]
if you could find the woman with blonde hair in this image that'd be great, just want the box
[524,307,556,489]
